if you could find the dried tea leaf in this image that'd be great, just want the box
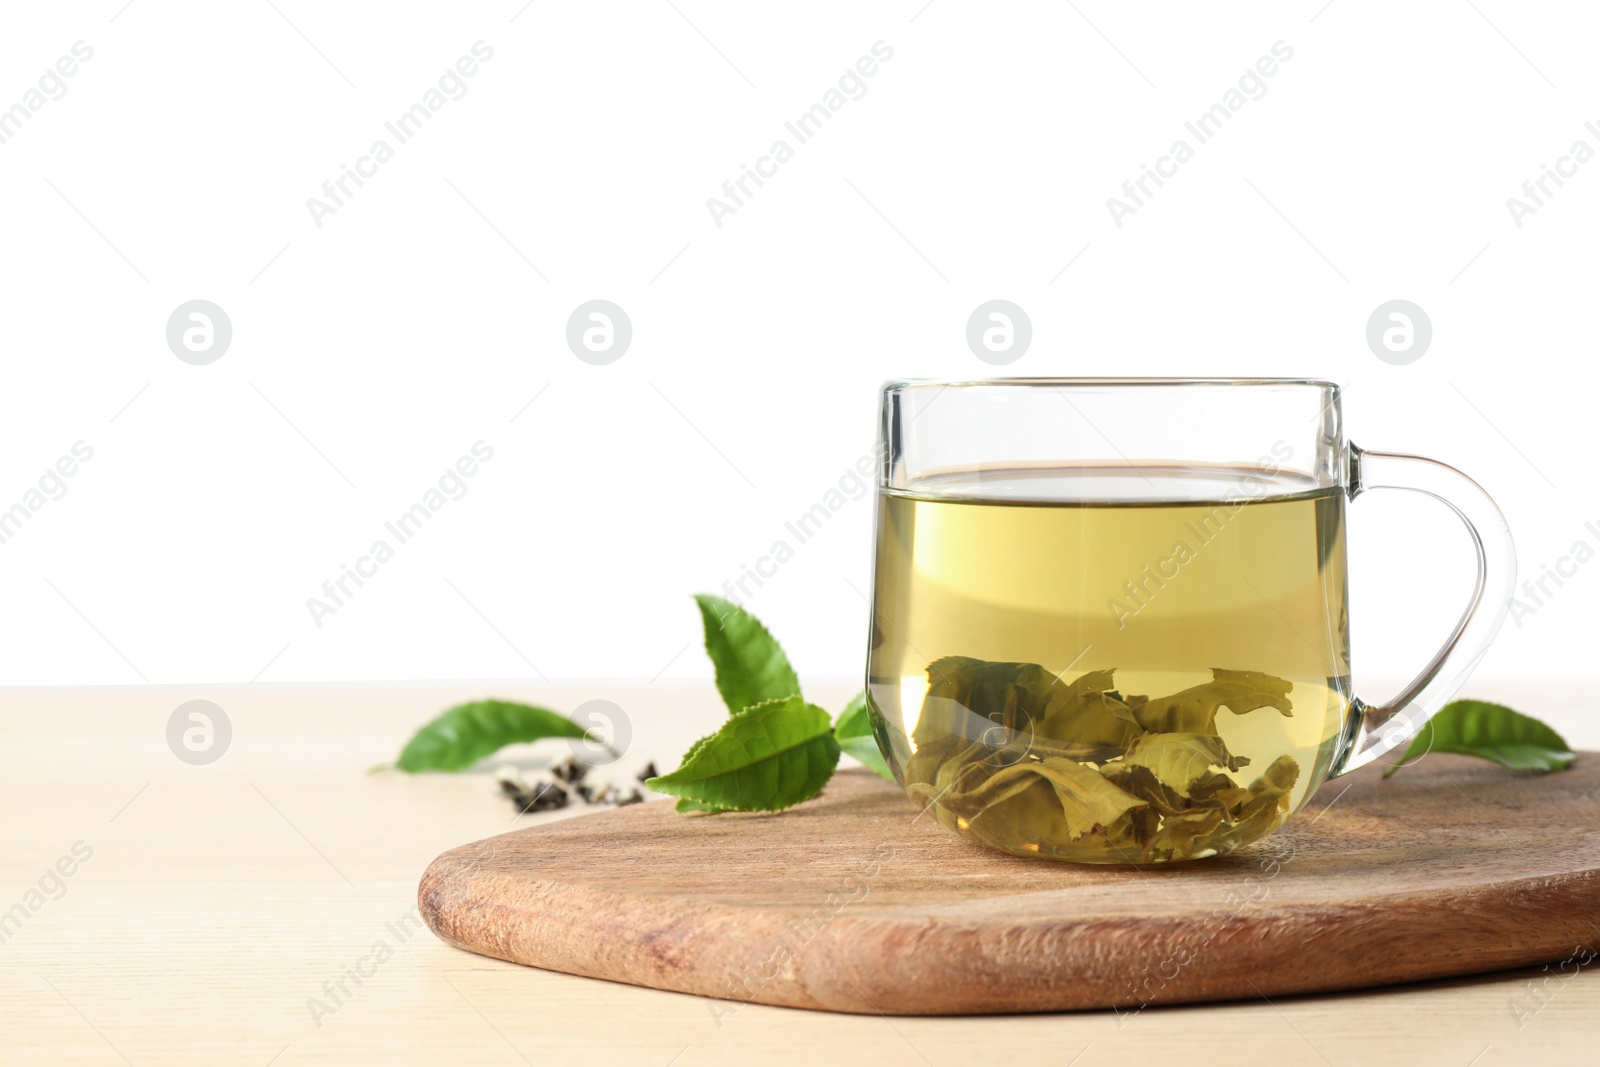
[1133,668,1294,734]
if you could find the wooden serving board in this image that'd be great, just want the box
[419,755,1600,1015]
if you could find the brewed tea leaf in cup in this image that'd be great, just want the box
[1118,732,1251,792]
[904,659,1304,861]
[1132,669,1294,735]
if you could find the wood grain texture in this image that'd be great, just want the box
[4,684,1598,1064]
[421,755,1600,1015]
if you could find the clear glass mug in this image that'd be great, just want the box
[864,378,1514,864]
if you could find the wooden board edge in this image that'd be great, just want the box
[418,849,1600,1015]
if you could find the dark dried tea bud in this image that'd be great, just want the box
[549,754,589,785]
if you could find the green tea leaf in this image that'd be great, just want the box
[917,656,1060,745]
[1145,806,1227,857]
[834,691,894,780]
[693,594,802,716]
[1038,668,1145,749]
[647,696,840,812]
[1023,759,1151,840]
[1222,755,1300,844]
[1133,668,1293,735]
[674,797,734,814]
[1385,700,1575,777]
[903,655,1310,860]
[1118,732,1250,792]
[912,757,1148,842]
[659,725,746,811]
[396,700,595,772]
[919,659,1145,751]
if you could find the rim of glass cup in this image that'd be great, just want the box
[883,376,1340,390]
[879,375,1349,499]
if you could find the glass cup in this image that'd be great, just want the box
[865,378,1514,864]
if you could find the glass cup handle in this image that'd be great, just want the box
[1329,443,1518,777]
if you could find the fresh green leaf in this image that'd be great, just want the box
[674,797,734,814]
[1385,700,1575,777]
[834,691,894,781]
[647,696,840,812]
[396,700,596,772]
[667,731,738,813]
[693,594,802,717]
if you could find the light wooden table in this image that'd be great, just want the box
[3,681,1596,1066]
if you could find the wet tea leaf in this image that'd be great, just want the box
[647,696,840,812]
[1220,754,1300,845]
[694,594,802,716]
[1029,759,1150,840]
[1105,765,1191,818]
[917,656,1063,744]
[1118,732,1250,792]
[910,756,1148,841]
[1186,770,1251,809]
[918,659,1146,752]
[905,656,1306,860]
[396,700,596,772]
[834,691,894,780]
[1133,668,1293,734]
[1146,806,1227,857]
[1038,668,1145,748]
[1385,700,1575,777]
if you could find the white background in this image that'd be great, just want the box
[0,0,1595,693]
